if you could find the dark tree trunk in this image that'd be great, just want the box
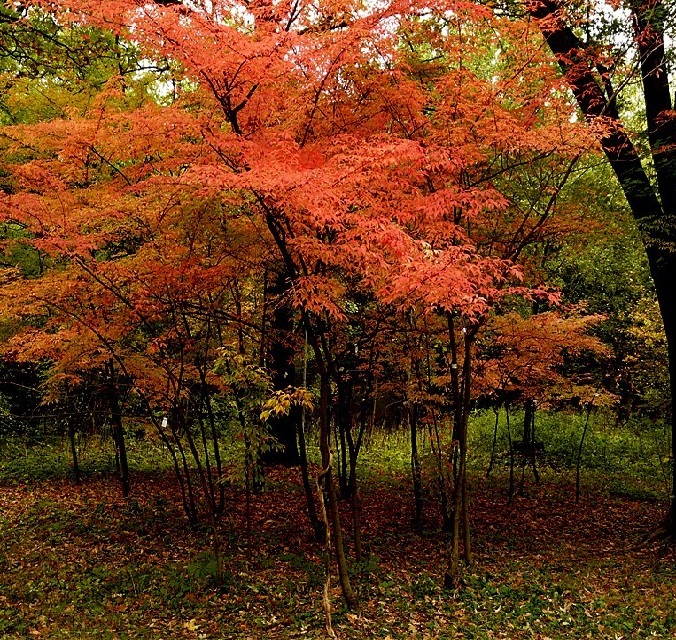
[486,406,499,478]
[297,331,323,540]
[576,403,593,503]
[445,320,474,587]
[507,405,515,503]
[318,369,357,609]
[298,408,324,541]
[529,0,676,538]
[336,379,353,499]
[263,271,300,466]
[518,400,539,493]
[430,412,452,531]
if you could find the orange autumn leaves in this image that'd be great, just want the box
[0,0,599,399]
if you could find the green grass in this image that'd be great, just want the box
[0,434,175,483]
[349,409,671,501]
[0,409,670,499]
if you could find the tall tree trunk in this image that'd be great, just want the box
[507,405,515,503]
[349,457,363,563]
[336,381,351,499]
[298,331,323,540]
[445,321,474,587]
[430,412,452,531]
[529,0,676,538]
[298,408,324,541]
[576,403,593,503]
[263,271,300,466]
[486,406,500,478]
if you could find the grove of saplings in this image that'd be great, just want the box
[0,0,674,628]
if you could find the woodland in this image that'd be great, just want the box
[0,0,675,638]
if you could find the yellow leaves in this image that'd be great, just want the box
[184,619,200,632]
[260,387,314,422]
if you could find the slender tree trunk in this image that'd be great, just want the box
[430,413,451,531]
[316,461,337,639]
[410,405,424,528]
[156,415,193,525]
[519,400,534,495]
[68,416,81,485]
[461,458,471,567]
[298,411,323,541]
[178,409,224,583]
[506,405,515,503]
[319,367,357,608]
[486,406,499,478]
[576,402,594,503]
[105,360,129,497]
[204,389,225,516]
[297,331,323,540]
[346,387,370,562]
[171,416,199,526]
[336,382,351,499]
[530,409,540,486]
[197,339,225,515]
[349,460,363,563]
[445,323,474,587]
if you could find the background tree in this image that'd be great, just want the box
[527,0,676,537]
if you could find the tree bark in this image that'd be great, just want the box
[68,414,81,485]
[298,404,324,541]
[410,404,424,528]
[262,271,301,466]
[318,369,357,609]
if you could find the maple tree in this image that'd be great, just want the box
[0,0,657,620]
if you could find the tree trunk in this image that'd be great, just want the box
[336,381,351,499]
[410,405,424,528]
[576,403,593,503]
[486,406,499,478]
[318,371,357,609]
[430,412,452,531]
[105,360,130,498]
[298,406,324,541]
[68,415,81,485]
[349,465,363,563]
[263,271,301,466]
[445,322,474,587]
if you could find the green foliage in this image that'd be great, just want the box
[468,409,670,494]
[545,165,670,420]
[0,433,173,483]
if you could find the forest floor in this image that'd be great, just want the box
[0,466,674,639]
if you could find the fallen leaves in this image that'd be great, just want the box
[0,468,673,639]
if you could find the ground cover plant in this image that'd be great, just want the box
[0,428,674,639]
